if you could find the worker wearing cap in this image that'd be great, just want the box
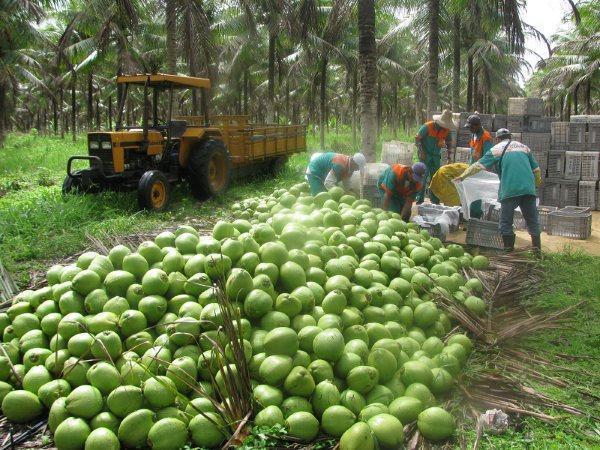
[464,114,494,218]
[415,109,455,204]
[306,152,366,195]
[455,128,543,255]
[378,162,426,221]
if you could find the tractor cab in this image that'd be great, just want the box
[64,74,222,210]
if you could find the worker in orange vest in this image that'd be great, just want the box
[378,162,426,221]
[415,109,455,204]
[464,114,494,218]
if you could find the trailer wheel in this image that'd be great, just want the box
[269,156,288,175]
[188,139,232,200]
[138,170,171,211]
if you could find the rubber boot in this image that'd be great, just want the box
[502,234,515,253]
[531,234,542,258]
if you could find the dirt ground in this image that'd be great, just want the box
[447,211,600,255]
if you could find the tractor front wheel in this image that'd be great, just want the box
[188,139,232,200]
[138,170,171,212]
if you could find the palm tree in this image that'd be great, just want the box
[426,0,440,119]
[358,0,376,162]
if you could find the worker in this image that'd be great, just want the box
[464,114,494,218]
[454,128,543,255]
[415,109,455,204]
[378,162,426,221]
[306,152,366,196]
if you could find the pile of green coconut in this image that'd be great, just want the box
[0,183,489,449]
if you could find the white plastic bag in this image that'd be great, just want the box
[453,171,500,220]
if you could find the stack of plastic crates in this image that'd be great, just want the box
[527,117,556,133]
[588,123,600,151]
[381,141,414,166]
[466,219,504,250]
[521,132,551,151]
[506,116,524,133]
[360,163,389,208]
[578,181,597,210]
[531,149,548,176]
[492,114,507,131]
[457,130,471,147]
[547,206,592,240]
[551,122,570,151]
[564,151,583,180]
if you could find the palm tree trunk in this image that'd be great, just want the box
[108,95,113,130]
[267,32,277,123]
[60,87,65,139]
[426,0,440,119]
[166,0,177,74]
[452,15,461,111]
[243,70,249,115]
[358,0,377,162]
[392,80,398,138]
[71,71,77,142]
[95,97,100,129]
[573,83,579,115]
[473,69,479,111]
[376,74,382,137]
[352,67,358,146]
[87,73,93,130]
[0,81,6,143]
[467,54,473,111]
[52,94,58,135]
[585,79,591,113]
[319,56,328,150]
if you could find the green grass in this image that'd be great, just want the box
[461,251,600,449]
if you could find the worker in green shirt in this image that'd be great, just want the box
[305,152,366,195]
[415,109,455,204]
[455,128,543,255]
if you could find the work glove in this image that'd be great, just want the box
[534,169,542,187]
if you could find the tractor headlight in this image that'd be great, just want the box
[101,141,112,150]
[89,141,99,150]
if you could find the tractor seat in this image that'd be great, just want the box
[169,120,188,138]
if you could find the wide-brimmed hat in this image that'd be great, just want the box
[412,162,427,183]
[435,109,455,129]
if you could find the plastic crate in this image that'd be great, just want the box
[564,151,583,180]
[466,219,504,250]
[538,205,559,232]
[527,117,556,133]
[454,147,471,164]
[508,98,544,116]
[559,179,579,207]
[492,114,508,131]
[551,122,569,150]
[381,142,414,166]
[511,132,522,143]
[578,181,597,210]
[417,204,460,232]
[416,221,447,241]
[484,203,527,230]
[580,152,599,180]
[506,116,524,132]
[362,163,389,186]
[361,185,384,208]
[541,178,561,206]
[531,150,548,176]
[547,207,592,239]
[547,151,565,178]
[521,132,551,151]
[569,122,586,151]
[479,114,493,130]
[457,130,471,147]
[588,124,600,151]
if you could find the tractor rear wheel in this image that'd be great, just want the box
[188,139,232,200]
[138,170,171,212]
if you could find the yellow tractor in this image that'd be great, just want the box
[64,74,306,211]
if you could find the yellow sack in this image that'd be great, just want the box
[430,163,468,206]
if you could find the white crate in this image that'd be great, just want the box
[454,147,471,164]
[508,98,544,116]
[547,151,565,178]
[564,151,583,180]
[581,152,599,181]
[381,141,414,166]
[362,163,389,186]
[521,132,551,151]
[588,124,600,151]
[569,122,587,150]
[578,181,597,210]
